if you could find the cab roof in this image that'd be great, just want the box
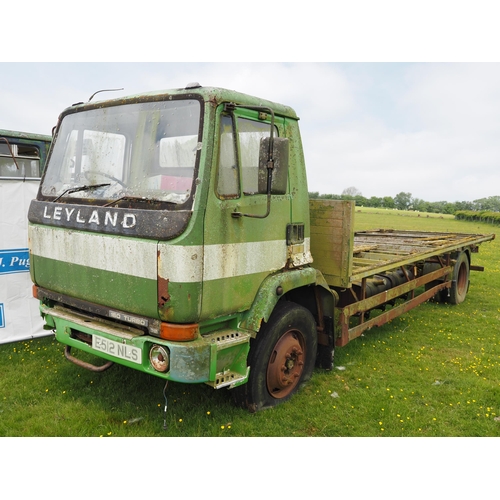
[65,84,299,120]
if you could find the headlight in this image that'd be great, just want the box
[149,345,170,373]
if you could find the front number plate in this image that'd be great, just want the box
[92,335,141,365]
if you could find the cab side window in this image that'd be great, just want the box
[217,114,239,198]
[238,117,273,195]
[216,113,277,199]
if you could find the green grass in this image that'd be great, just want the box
[1,212,498,437]
[355,205,455,220]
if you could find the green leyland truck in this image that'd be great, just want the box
[28,84,495,412]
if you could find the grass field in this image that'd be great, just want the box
[1,210,498,438]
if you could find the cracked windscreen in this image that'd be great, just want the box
[41,99,201,205]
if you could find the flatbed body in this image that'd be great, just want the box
[309,199,495,347]
[351,229,492,280]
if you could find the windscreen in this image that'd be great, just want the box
[41,99,201,205]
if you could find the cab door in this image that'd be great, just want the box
[201,105,290,320]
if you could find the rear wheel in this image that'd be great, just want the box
[448,252,470,304]
[232,301,317,412]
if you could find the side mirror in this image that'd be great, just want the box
[258,137,289,195]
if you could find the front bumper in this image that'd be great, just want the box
[41,304,250,388]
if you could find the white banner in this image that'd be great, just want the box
[0,180,49,344]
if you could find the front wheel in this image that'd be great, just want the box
[232,301,317,412]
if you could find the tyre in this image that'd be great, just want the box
[448,251,470,304]
[232,301,317,412]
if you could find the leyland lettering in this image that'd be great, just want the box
[28,84,495,413]
[42,205,136,228]
[28,199,191,240]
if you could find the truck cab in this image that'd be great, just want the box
[28,84,330,411]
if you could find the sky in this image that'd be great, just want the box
[3,3,500,206]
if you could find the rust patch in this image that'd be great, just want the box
[158,276,171,307]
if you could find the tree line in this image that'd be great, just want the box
[308,187,500,215]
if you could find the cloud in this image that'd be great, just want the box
[1,62,499,202]
[306,63,500,202]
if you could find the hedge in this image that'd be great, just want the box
[455,210,500,225]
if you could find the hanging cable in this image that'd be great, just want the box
[162,380,169,430]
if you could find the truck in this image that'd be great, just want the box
[1,129,51,344]
[27,84,495,412]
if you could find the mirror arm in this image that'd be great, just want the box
[232,190,271,219]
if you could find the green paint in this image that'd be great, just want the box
[33,254,158,317]
[240,267,318,332]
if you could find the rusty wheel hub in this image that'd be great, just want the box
[267,330,305,399]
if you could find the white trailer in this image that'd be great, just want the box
[0,130,51,343]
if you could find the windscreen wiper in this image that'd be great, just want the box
[103,195,178,208]
[103,195,151,207]
[52,183,111,203]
